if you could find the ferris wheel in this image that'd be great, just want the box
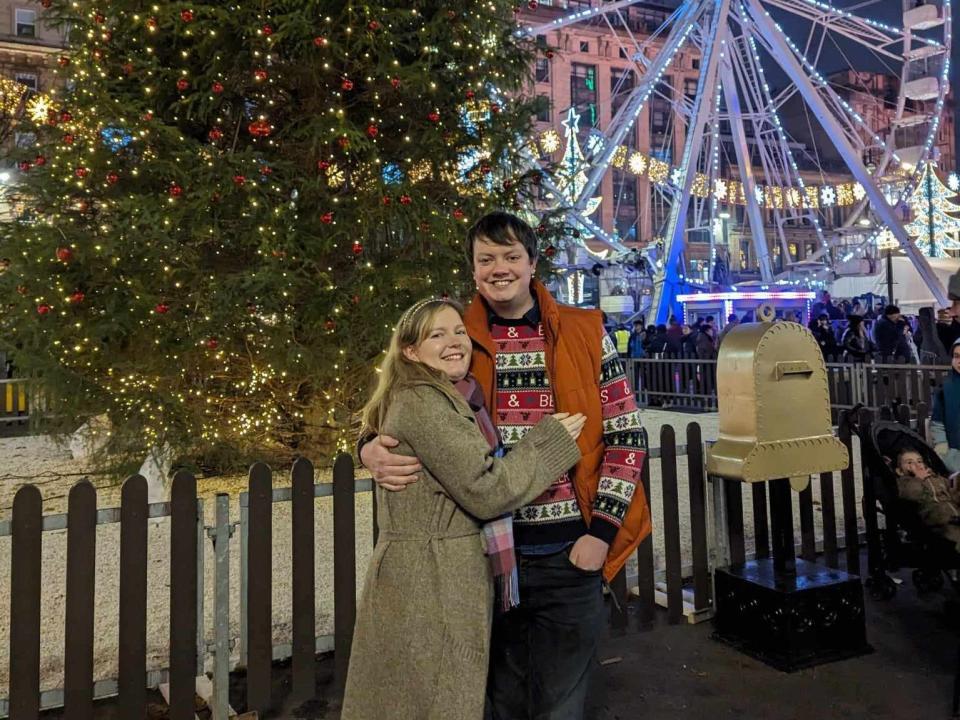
[518,0,952,321]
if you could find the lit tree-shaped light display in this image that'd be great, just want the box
[0,1,545,472]
[880,162,960,258]
[549,107,602,239]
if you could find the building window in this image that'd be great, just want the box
[15,8,36,38]
[15,73,38,91]
[570,63,598,129]
[613,170,638,241]
[611,67,636,146]
[579,40,590,53]
[619,47,628,59]
[536,34,547,48]
[535,95,551,123]
[535,58,550,83]
[650,77,672,137]
[684,78,698,100]
[567,0,592,9]
[692,58,701,70]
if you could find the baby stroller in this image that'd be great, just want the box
[841,405,960,601]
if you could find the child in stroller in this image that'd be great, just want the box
[847,411,960,598]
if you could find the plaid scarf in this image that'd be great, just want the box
[454,375,519,612]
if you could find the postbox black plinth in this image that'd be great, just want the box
[713,558,872,672]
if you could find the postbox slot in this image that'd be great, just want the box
[775,361,813,380]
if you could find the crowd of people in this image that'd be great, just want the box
[609,290,960,366]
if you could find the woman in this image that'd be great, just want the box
[841,314,874,363]
[932,338,960,474]
[341,298,584,720]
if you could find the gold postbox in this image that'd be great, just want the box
[706,313,849,489]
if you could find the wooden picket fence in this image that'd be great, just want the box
[2,422,872,718]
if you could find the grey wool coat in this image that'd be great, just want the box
[341,382,582,720]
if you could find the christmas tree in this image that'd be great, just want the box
[1,1,546,472]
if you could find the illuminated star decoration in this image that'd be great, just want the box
[551,107,602,237]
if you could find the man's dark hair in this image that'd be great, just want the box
[656,324,667,333]
[884,304,901,317]
[465,211,538,263]
[633,320,644,328]
[727,313,738,322]
[705,315,715,323]
[818,313,829,321]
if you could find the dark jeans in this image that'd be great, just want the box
[486,549,605,720]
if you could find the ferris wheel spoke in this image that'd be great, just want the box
[745,0,947,305]
[757,0,919,61]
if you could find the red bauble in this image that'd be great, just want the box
[352,294,360,304]
[262,24,273,35]
[465,89,475,100]
[419,222,430,232]
[536,224,547,235]
[154,302,170,314]
[233,175,246,186]
[490,103,501,114]
[382,196,391,205]
[176,78,190,92]
[313,36,328,47]
[390,77,400,89]
[206,337,218,349]
[41,0,52,7]
[341,78,354,91]
[320,211,334,224]
[69,291,85,304]
[528,0,539,8]
[180,9,194,22]
[37,304,51,316]
[106,171,119,184]
[34,155,46,166]
[480,164,492,175]
[502,179,513,190]
[453,208,465,220]
[94,12,105,23]
[400,195,412,205]
[208,127,223,141]
[366,124,378,138]
[74,166,88,178]
[324,319,336,331]
[351,240,363,255]
[317,160,331,171]
[259,164,272,175]
[367,20,380,30]
[142,111,154,121]
[427,111,440,123]
[247,119,271,137]
[544,245,557,258]
[545,49,554,59]
[337,136,350,149]
[122,62,134,75]
[17,161,31,172]
[169,183,183,197]
[56,246,73,262]
[58,56,70,67]
[60,110,73,122]
[146,17,158,30]
[253,69,268,81]
[211,81,224,94]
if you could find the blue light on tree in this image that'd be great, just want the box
[381,163,403,184]
[100,126,133,152]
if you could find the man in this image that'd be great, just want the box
[717,313,739,347]
[627,319,646,358]
[665,317,684,355]
[613,323,631,357]
[360,211,651,719]
[875,305,906,361]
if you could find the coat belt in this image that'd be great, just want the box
[378,528,481,542]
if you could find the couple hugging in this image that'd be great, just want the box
[342,212,652,720]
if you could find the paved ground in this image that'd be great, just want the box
[267,558,959,720]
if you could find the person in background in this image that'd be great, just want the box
[875,305,905,361]
[695,322,717,360]
[937,308,960,351]
[665,317,684,356]
[894,449,960,552]
[932,338,960,474]
[646,324,668,355]
[842,314,874,363]
[613,323,631,358]
[811,313,840,361]
[717,313,739,346]
[903,324,920,365]
[680,324,698,356]
[628,320,646,358]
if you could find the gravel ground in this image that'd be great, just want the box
[0,409,867,701]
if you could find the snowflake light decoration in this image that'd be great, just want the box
[627,151,647,176]
[713,178,727,201]
[539,129,560,154]
[820,185,836,207]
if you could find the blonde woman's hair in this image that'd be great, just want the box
[360,297,467,435]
